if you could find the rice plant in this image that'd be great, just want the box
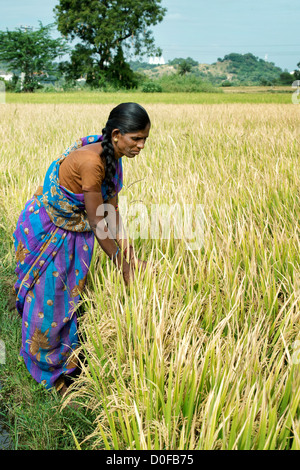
[1,100,299,449]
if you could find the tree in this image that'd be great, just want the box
[58,43,96,84]
[106,46,139,89]
[276,71,294,85]
[294,62,300,80]
[169,57,198,67]
[167,57,198,76]
[54,0,166,88]
[0,23,69,92]
[178,60,192,76]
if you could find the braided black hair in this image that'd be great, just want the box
[101,102,150,199]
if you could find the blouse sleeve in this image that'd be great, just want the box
[77,154,105,192]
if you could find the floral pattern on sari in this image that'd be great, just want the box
[42,134,123,232]
[13,134,124,389]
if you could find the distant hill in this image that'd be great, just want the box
[130,53,291,86]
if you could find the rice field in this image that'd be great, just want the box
[1,98,300,450]
[4,89,293,105]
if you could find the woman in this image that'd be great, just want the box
[13,102,151,393]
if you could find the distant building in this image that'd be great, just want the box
[148,56,165,65]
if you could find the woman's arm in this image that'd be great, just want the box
[106,194,147,271]
[84,190,133,285]
[105,193,131,257]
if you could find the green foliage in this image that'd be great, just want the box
[141,81,162,92]
[221,80,232,87]
[273,72,294,86]
[58,43,95,85]
[105,46,139,89]
[292,62,300,81]
[129,61,158,72]
[149,74,220,93]
[54,0,166,89]
[132,53,289,89]
[168,57,198,67]
[166,57,199,77]
[0,23,69,92]
[4,91,293,105]
[178,60,192,76]
[0,74,19,92]
[217,53,283,86]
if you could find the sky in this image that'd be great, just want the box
[0,0,299,72]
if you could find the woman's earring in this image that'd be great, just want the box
[114,138,118,142]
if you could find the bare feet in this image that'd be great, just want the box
[58,382,69,398]
[56,377,79,410]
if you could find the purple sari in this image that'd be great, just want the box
[13,135,123,389]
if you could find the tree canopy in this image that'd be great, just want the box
[0,23,69,92]
[54,0,166,88]
[168,57,198,67]
[294,62,300,80]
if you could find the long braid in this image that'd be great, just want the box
[101,126,117,200]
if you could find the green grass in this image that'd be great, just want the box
[0,228,96,450]
[5,90,293,105]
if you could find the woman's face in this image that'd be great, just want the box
[112,123,150,159]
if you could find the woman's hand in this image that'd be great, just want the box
[125,246,147,273]
[113,250,134,286]
[122,265,133,286]
[132,258,147,272]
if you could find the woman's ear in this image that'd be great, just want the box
[111,129,121,143]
